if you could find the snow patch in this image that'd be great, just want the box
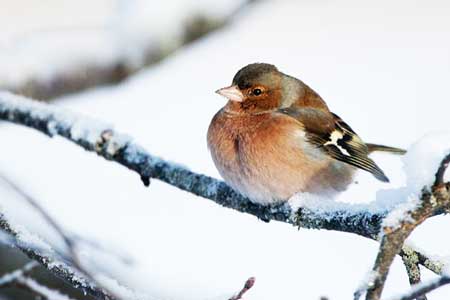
[290,133,450,233]
[95,275,149,300]
[0,91,135,150]
[15,224,54,253]
[69,118,111,145]
[403,132,450,194]
[354,270,378,299]
[381,194,419,231]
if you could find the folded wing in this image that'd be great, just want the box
[278,108,389,182]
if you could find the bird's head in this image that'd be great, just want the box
[216,63,315,114]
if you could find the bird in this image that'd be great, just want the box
[207,63,405,205]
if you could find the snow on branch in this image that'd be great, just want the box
[0,173,125,300]
[0,170,122,300]
[0,91,393,237]
[0,212,112,300]
[0,92,449,299]
[357,157,450,300]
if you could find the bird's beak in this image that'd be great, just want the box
[215,85,244,102]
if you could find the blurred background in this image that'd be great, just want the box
[1,1,450,299]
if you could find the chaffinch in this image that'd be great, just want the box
[207,63,405,205]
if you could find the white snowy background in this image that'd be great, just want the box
[1,0,450,299]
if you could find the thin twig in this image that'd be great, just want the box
[388,276,450,300]
[0,261,77,300]
[0,175,75,254]
[229,277,255,300]
[0,214,109,300]
[0,261,39,287]
[0,173,118,300]
[15,275,77,300]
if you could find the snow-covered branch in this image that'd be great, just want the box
[0,92,392,237]
[0,173,123,300]
[360,158,450,300]
[0,91,449,299]
[0,171,117,300]
[0,212,112,300]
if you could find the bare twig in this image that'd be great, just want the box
[0,173,118,300]
[229,277,255,300]
[0,261,39,287]
[363,156,450,300]
[0,261,77,300]
[389,276,450,300]
[15,275,77,300]
[0,175,75,255]
[0,216,110,300]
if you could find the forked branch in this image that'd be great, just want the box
[361,155,450,300]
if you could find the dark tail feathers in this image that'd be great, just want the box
[366,143,407,155]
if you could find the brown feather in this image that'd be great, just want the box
[279,108,390,182]
[207,109,355,203]
[295,84,330,111]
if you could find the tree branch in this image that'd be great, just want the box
[15,276,78,300]
[401,246,445,278]
[0,213,112,300]
[0,173,119,299]
[400,246,427,300]
[0,92,388,236]
[434,153,450,187]
[363,157,450,300]
[0,91,449,299]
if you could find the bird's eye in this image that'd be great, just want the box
[252,88,262,96]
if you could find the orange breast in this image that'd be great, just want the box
[207,109,355,204]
